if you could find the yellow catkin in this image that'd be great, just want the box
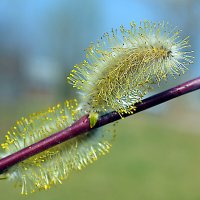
[0,20,194,195]
[0,99,115,194]
[68,21,193,115]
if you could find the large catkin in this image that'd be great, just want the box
[68,21,193,115]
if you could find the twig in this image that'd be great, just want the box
[0,76,200,174]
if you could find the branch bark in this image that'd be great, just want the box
[0,77,200,174]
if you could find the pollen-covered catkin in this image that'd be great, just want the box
[68,21,193,115]
[0,20,194,195]
[0,99,114,194]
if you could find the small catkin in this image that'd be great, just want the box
[0,99,114,194]
[68,21,193,115]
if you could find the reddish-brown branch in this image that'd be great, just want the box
[0,77,200,174]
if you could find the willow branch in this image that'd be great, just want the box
[0,77,200,174]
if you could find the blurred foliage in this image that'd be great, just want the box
[0,0,199,199]
[0,113,200,200]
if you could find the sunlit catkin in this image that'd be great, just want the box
[68,21,193,115]
[0,20,193,195]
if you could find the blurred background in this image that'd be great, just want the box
[0,0,200,199]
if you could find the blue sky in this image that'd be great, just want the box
[0,0,199,76]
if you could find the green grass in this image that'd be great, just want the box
[0,111,200,200]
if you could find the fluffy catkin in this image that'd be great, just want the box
[68,21,193,114]
[0,99,114,194]
[0,20,193,195]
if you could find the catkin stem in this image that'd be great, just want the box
[0,76,200,174]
